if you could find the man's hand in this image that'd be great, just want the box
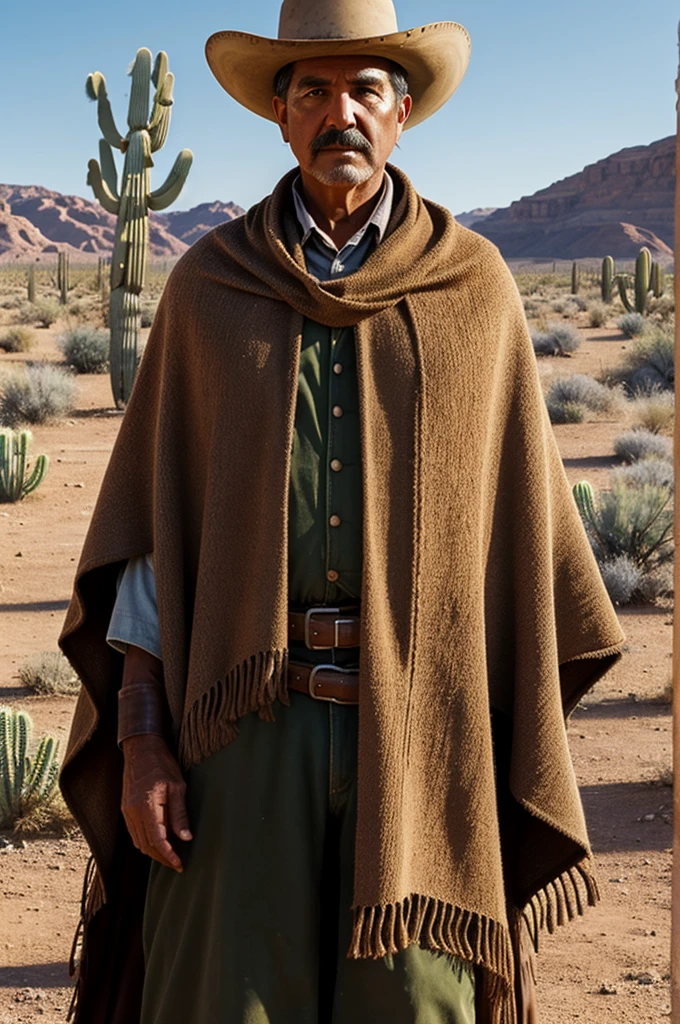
[121,733,193,872]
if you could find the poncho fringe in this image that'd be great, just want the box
[65,849,600,1024]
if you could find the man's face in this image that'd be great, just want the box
[271,55,411,188]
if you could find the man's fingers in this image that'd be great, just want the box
[141,815,184,872]
[145,787,184,871]
[167,783,193,841]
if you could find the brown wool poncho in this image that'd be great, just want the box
[58,163,626,1024]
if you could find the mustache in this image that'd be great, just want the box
[310,127,372,154]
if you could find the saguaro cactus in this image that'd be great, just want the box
[616,246,653,314]
[27,265,36,304]
[85,48,193,409]
[0,429,49,502]
[601,255,615,303]
[571,261,579,295]
[0,705,60,829]
[57,251,70,305]
[650,260,665,298]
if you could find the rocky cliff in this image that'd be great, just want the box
[0,185,245,264]
[465,135,674,260]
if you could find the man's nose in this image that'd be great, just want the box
[325,89,356,130]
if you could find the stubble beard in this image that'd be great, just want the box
[307,158,376,187]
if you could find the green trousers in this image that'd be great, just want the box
[140,689,477,1024]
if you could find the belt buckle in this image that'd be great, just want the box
[308,663,359,704]
[304,606,356,649]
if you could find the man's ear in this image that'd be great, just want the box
[271,96,290,143]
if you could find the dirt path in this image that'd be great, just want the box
[0,320,672,1021]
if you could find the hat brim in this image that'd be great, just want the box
[205,22,471,129]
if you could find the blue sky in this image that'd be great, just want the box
[0,0,677,216]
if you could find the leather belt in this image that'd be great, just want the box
[288,604,360,649]
[287,660,359,704]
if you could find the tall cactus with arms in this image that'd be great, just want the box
[85,48,193,409]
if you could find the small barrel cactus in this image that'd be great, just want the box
[85,48,193,409]
[0,706,60,829]
[0,429,49,502]
[573,480,596,527]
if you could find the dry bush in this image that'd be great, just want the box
[0,327,37,353]
[16,650,80,695]
[627,386,674,435]
[10,789,77,838]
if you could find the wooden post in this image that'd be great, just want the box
[672,19,680,1023]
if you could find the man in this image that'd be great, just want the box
[57,2,627,1022]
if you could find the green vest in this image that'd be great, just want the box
[287,318,362,666]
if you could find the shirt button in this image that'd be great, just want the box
[329,514,341,527]
[332,405,343,418]
[327,569,339,582]
[333,362,343,374]
[330,458,343,472]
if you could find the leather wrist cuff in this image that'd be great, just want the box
[117,681,170,749]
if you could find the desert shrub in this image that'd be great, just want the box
[613,427,672,463]
[617,312,646,338]
[627,384,674,435]
[551,298,578,317]
[140,302,158,328]
[587,300,608,327]
[0,706,60,830]
[545,399,584,423]
[0,327,37,353]
[599,554,644,605]
[16,651,80,696]
[604,329,674,396]
[574,480,674,605]
[610,456,673,492]
[65,299,94,323]
[0,295,25,311]
[522,297,542,317]
[0,362,77,426]
[547,374,618,414]
[15,298,60,328]
[648,294,674,321]
[56,325,109,374]
[570,295,589,312]
[531,321,581,356]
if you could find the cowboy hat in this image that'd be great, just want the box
[205,0,471,129]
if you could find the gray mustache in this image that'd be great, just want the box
[310,128,372,154]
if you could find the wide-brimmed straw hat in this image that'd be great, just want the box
[205,0,471,129]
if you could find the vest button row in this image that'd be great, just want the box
[329,514,341,527]
[327,569,339,582]
[330,458,342,472]
[332,405,343,418]
[333,362,343,374]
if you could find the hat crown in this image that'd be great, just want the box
[277,0,398,41]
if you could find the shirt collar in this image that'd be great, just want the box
[291,171,393,253]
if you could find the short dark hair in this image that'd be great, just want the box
[273,60,409,105]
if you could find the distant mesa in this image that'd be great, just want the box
[1,135,675,262]
[459,135,675,260]
[454,208,498,229]
[0,184,245,264]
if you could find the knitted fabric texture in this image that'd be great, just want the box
[58,163,626,1024]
